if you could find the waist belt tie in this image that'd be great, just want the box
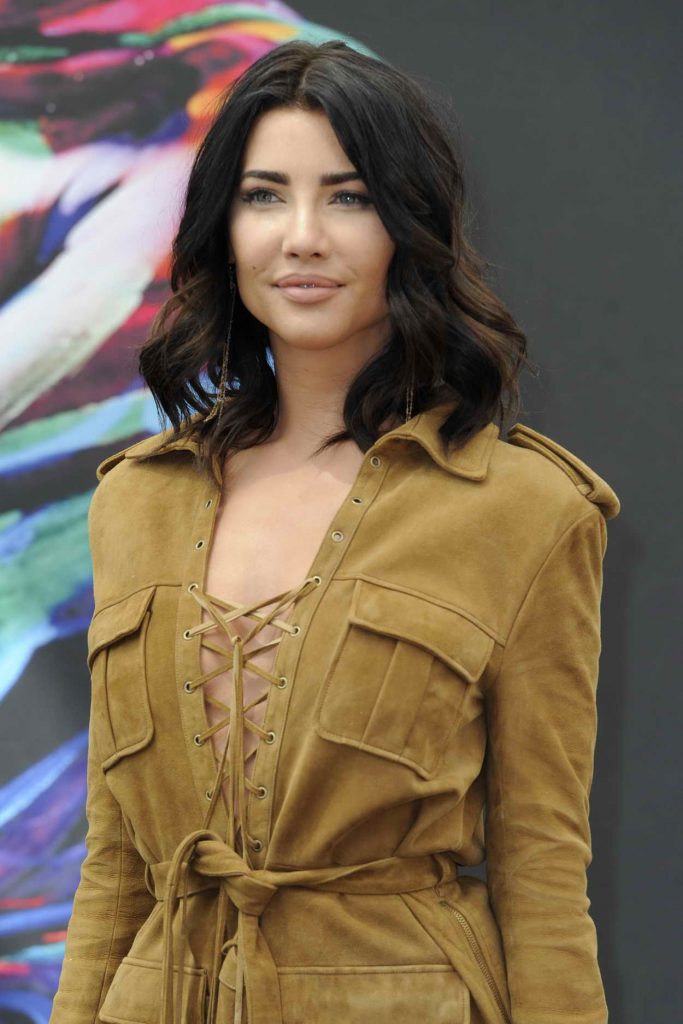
[151,828,459,1024]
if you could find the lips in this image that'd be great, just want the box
[275,274,341,288]
[275,278,343,304]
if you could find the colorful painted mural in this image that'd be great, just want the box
[0,3,376,1016]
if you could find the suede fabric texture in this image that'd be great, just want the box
[49,399,620,1024]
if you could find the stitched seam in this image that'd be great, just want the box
[277,964,457,974]
[93,804,126,1021]
[397,890,460,963]
[508,1004,608,1017]
[63,954,125,963]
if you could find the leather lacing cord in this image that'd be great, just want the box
[183,575,321,857]
[174,575,320,1024]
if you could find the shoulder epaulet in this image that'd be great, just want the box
[507,422,621,519]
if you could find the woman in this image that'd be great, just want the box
[50,39,620,1024]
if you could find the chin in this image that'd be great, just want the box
[276,331,350,351]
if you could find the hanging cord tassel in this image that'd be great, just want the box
[205,263,236,423]
[173,861,191,1024]
[206,636,246,1024]
[234,940,245,1024]
[160,828,222,1024]
[205,883,231,1024]
[229,635,247,854]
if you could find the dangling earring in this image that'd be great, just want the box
[205,262,236,423]
[404,373,415,424]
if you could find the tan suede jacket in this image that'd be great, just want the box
[49,400,620,1024]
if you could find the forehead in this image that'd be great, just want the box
[240,107,352,169]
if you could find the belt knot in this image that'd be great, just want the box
[154,829,458,1024]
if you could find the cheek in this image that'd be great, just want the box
[230,224,270,265]
[355,225,394,282]
[356,241,394,308]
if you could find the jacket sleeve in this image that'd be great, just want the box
[483,507,610,1024]
[49,661,156,1022]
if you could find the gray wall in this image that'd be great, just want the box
[294,2,682,1020]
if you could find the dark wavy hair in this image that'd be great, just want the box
[137,39,535,479]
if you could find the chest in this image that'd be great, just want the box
[197,444,366,774]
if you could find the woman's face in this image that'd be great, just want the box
[228,105,396,361]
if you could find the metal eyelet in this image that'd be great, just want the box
[276,676,288,689]
[184,680,194,693]
[188,582,198,592]
[370,455,381,467]
[183,629,193,640]
[351,496,363,504]
[205,789,213,800]
[251,838,264,852]
[256,785,268,799]
[265,731,276,744]
[313,575,322,584]
[205,499,213,509]
[193,734,205,746]
[331,530,344,542]
[195,539,205,549]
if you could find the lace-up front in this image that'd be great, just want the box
[158,573,327,1024]
[155,572,457,1024]
[185,574,321,853]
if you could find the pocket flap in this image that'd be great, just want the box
[350,579,494,683]
[99,955,207,1023]
[277,965,469,1024]
[218,956,468,1024]
[88,586,156,671]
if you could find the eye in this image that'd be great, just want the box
[334,191,373,206]
[239,189,373,207]
[240,188,278,204]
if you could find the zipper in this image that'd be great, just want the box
[438,898,512,1024]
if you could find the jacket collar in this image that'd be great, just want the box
[372,400,500,480]
[124,400,500,483]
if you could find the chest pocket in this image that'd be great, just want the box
[314,579,494,780]
[87,586,156,772]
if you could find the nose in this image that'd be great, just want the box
[281,200,331,259]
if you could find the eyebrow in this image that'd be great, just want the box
[240,169,363,186]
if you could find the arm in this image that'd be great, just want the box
[484,508,610,1024]
[49,692,156,1024]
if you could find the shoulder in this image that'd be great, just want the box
[491,421,621,522]
[88,425,199,553]
[88,428,172,542]
[87,425,207,600]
